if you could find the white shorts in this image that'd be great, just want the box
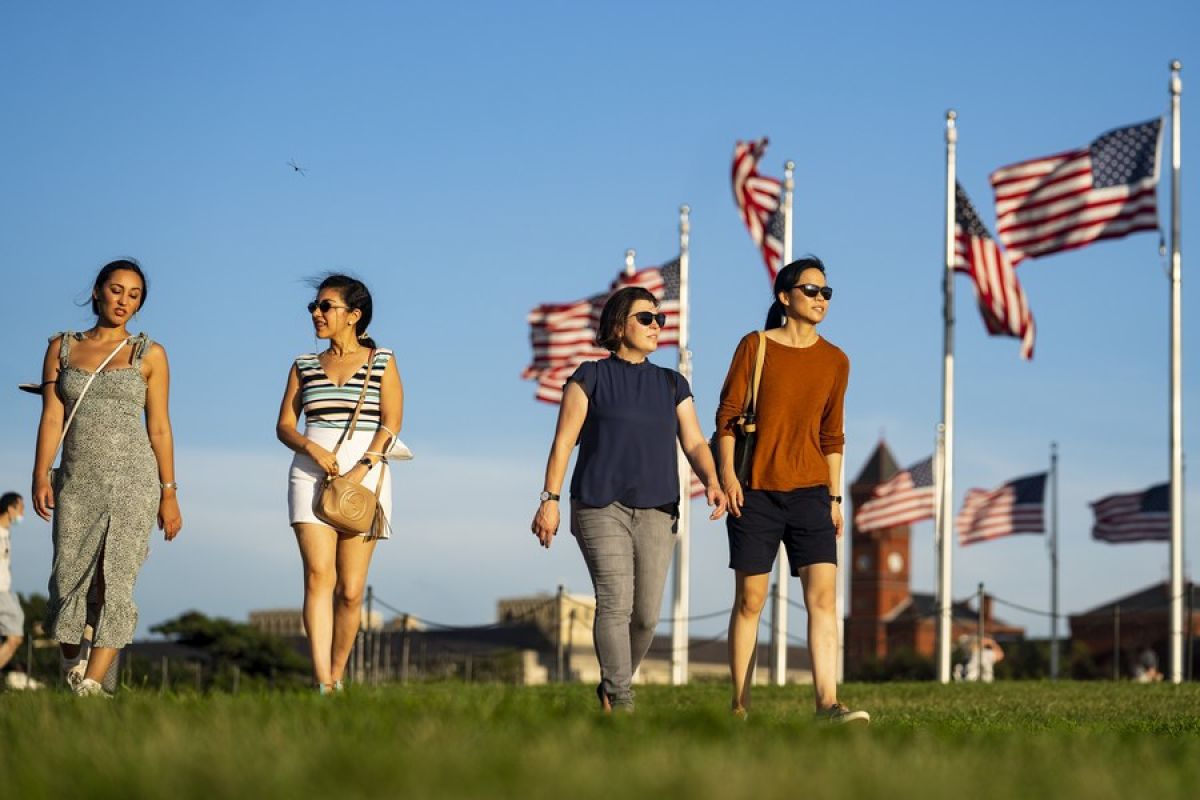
[288,426,393,538]
[0,591,24,637]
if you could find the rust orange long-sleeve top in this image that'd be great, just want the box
[715,332,849,492]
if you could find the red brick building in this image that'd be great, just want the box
[845,441,1023,674]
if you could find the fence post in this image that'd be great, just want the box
[160,656,169,693]
[976,583,985,682]
[1113,604,1121,680]
[555,584,565,683]
[401,616,411,684]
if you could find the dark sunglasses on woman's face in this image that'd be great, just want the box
[628,311,667,327]
[792,283,834,300]
[307,300,350,314]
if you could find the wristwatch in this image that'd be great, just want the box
[540,491,560,503]
[830,495,843,504]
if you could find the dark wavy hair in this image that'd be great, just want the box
[596,286,658,352]
[311,273,376,348]
[764,256,826,329]
[90,259,147,316]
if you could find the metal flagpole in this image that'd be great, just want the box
[937,110,958,684]
[1168,59,1184,685]
[770,160,796,686]
[837,458,846,683]
[1050,442,1060,680]
[671,204,693,685]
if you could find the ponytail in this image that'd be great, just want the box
[764,299,786,330]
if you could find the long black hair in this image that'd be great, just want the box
[764,256,826,329]
[312,273,376,348]
[90,259,148,316]
[596,286,658,351]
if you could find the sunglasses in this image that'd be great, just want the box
[792,283,833,300]
[307,300,351,314]
[628,311,667,327]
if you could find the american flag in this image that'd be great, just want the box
[955,183,1036,360]
[732,138,784,280]
[855,456,936,532]
[957,472,1046,546]
[990,119,1162,264]
[1090,483,1170,543]
[524,258,680,404]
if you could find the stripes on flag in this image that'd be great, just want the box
[854,456,936,532]
[957,472,1046,546]
[731,138,784,280]
[990,119,1162,264]
[1090,483,1170,543]
[955,183,1036,360]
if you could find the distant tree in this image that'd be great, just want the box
[151,610,309,680]
[994,639,1050,680]
[854,648,936,681]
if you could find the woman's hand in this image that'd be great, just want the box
[722,470,745,518]
[706,484,728,520]
[158,492,183,541]
[342,461,371,485]
[531,500,559,549]
[31,474,55,521]
[831,500,844,538]
[305,442,340,476]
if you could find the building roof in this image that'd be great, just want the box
[885,592,1023,635]
[853,440,900,488]
[1071,580,1197,617]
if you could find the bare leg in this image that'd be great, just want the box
[799,563,839,710]
[728,570,769,712]
[0,636,23,670]
[294,523,339,687]
[330,533,378,685]
[84,646,118,683]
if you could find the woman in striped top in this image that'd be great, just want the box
[276,274,403,694]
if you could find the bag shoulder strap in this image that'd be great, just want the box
[55,336,130,459]
[745,331,767,416]
[330,350,377,458]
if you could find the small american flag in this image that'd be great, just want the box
[855,456,936,532]
[990,119,1162,264]
[957,472,1046,546]
[956,183,1036,360]
[1090,483,1170,543]
[732,138,784,280]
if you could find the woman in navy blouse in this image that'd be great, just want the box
[530,287,726,712]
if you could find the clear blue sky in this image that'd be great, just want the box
[1,0,1196,642]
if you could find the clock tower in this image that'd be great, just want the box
[846,441,913,671]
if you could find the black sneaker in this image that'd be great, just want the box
[816,703,870,725]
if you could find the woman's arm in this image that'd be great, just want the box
[530,380,589,549]
[675,398,727,520]
[821,357,849,537]
[275,364,339,476]
[825,452,843,537]
[143,344,183,540]
[31,339,64,521]
[341,355,404,484]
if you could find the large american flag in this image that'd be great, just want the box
[1090,483,1170,543]
[855,456,936,532]
[524,258,680,404]
[957,472,1046,546]
[990,119,1162,264]
[732,138,784,280]
[955,183,1036,360]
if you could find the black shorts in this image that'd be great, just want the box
[727,486,837,576]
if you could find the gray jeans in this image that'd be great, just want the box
[572,501,676,706]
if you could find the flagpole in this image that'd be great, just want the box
[1049,441,1060,680]
[937,110,958,684]
[770,160,795,686]
[671,205,693,685]
[1168,59,1184,685]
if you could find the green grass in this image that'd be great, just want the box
[2,682,1198,799]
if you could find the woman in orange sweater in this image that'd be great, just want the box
[715,257,867,724]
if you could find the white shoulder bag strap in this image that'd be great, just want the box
[54,337,131,460]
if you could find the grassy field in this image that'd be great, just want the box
[2,681,1198,799]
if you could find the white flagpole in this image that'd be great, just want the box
[770,160,795,686]
[937,110,958,684]
[671,205,693,685]
[1168,59,1184,685]
[1050,442,1060,680]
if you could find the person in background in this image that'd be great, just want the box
[0,493,26,672]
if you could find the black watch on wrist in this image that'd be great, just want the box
[830,495,843,504]
[540,491,560,503]
[359,457,374,468]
